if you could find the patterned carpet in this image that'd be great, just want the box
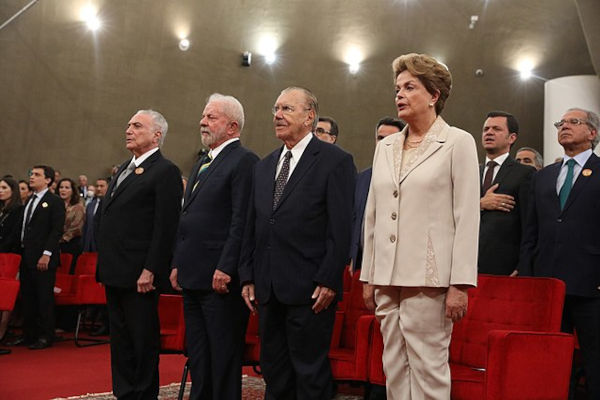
[52,375,363,400]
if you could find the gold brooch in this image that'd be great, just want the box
[42,202,48,208]
[135,167,144,175]
[582,169,592,177]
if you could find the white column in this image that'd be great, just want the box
[544,75,600,165]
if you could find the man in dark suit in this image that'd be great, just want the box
[478,111,535,275]
[96,110,182,400]
[9,165,65,350]
[170,94,258,400]
[82,177,107,252]
[519,108,600,399]
[240,87,356,399]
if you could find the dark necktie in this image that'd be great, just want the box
[273,151,292,210]
[482,160,498,193]
[24,194,37,226]
[559,159,576,210]
[192,154,213,192]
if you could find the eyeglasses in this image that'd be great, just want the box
[553,118,591,129]
[271,104,310,115]
[315,127,332,135]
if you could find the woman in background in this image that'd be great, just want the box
[57,178,85,273]
[18,180,31,205]
[360,53,480,399]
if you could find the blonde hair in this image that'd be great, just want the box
[392,53,452,115]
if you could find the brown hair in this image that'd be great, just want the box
[57,178,81,206]
[392,53,452,115]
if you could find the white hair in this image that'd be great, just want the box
[136,109,168,146]
[206,93,245,132]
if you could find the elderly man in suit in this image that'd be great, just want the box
[240,87,356,399]
[478,111,535,275]
[519,108,600,399]
[8,165,65,350]
[170,94,258,400]
[96,109,182,400]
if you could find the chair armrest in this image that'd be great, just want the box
[485,330,574,400]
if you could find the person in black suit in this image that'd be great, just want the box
[478,111,535,275]
[519,108,600,399]
[8,165,65,350]
[96,110,182,400]
[82,177,108,252]
[240,87,356,399]
[170,94,258,400]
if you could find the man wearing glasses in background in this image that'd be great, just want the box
[315,116,339,144]
[519,108,600,399]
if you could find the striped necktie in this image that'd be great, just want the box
[192,153,213,191]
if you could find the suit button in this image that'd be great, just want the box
[182,211,187,216]
[557,218,562,223]
[269,218,275,225]
[393,190,398,198]
[391,212,397,220]
[390,235,396,243]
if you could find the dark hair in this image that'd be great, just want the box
[376,117,406,133]
[486,111,519,135]
[0,177,21,212]
[32,165,56,186]
[57,178,81,206]
[318,116,339,137]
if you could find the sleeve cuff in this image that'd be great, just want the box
[43,250,52,256]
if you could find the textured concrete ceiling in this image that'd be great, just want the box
[0,0,595,178]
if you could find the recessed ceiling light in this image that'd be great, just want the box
[80,4,101,31]
[265,53,276,64]
[345,47,363,75]
[517,59,534,80]
[178,38,190,51]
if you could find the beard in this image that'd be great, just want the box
[201,128,226,148]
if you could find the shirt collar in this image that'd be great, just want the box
[209,138,239,160]
[563,148,592,168]
[485,151,510,167]
[279,132,313,162]
[33,188,49,198]
[131,147,160,167]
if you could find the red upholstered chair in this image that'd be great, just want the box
[57,252,73,275]
[328,271,375,382]
[0,253,21,278]
[54,252,108,347]
[367,275,574,400]
[158,294,187,400]
[0,277,20,354]
[243,311,261,373]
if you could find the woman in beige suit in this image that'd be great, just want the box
[360,53,480,399]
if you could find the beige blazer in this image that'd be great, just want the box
[360,117,479,288]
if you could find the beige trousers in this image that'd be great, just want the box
[375,286,452,400]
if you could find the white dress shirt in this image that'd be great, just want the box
[275,132,314,179]
[556,149,593,194]
[483,152,510,183]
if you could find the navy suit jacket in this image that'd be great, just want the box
[96,150,182,289]
[20,191,65,269]
[173,141,259,290]
[478,156,535,275]
[349,167,372,271]
[239,135,356,305]
[519,153,600,297]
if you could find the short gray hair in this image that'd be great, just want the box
[280,86,319,130]
[567,107,599,149]
[206,93,245,132]
[516,147,543,169]
[136,109,168,146]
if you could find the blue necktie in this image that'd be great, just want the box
[559,159,576,210]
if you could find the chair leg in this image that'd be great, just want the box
[178,358,189,400]
[74,308,109,348]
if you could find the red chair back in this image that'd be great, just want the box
[159,294,185,352]
[0,253,21,278]
[0,278,20,311]
[58,253,73,274]
[339,272,371,349]
[74,252,98,275]
[450,274,565,368]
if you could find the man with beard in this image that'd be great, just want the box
[171,94,258,400]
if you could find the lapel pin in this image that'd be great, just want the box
[582,169,592,177]
[42,202,48,208]
[135,167,144,175]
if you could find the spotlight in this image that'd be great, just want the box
[178,38,190,51]
[265,53,276,65]
[345,47,363,75]
[80,4,101,31]
[349,63,360,74]
[517,59,534,81]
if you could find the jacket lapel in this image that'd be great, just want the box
[105,150,161,208]
[273,136,320,211]
[185,141,240,209]
[561,154,600,213]
[398,118,448,184]
[28,191,53,224]
[492,156,516,186]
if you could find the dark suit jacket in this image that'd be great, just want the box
[21,191,65,269]
[519,153,600,297]
[349,168,372,271]
[173,141,259,290]
[96,150,182,289]
[0,205,24,253]
[239,136,356,305]
[82,197,99,252]
[478,156,535,275]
